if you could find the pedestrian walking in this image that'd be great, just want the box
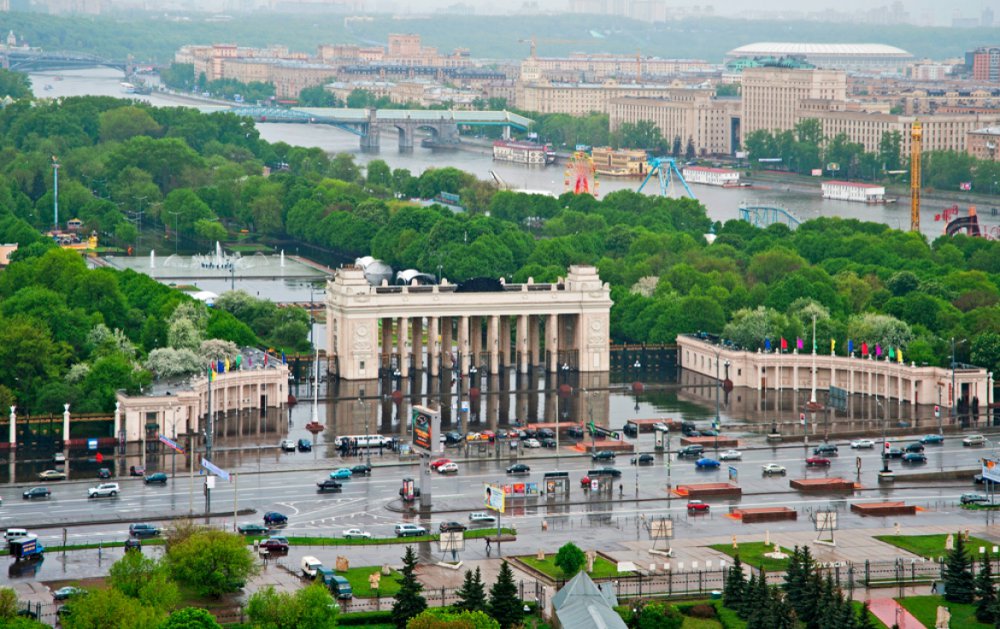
[619,483,623,497]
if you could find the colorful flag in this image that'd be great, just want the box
[960,182,972,191]
[897,349,903,363]
[780,337,788,351]
[264,352,269,366]
[764,338,771,351]
[208,366,215,382]
[217,359,224,374]
[796,338,803,350]
[861,341,868,356]
[281,351,287,365]
[848,339,854,354]
[830,339,836,353]
[875,344,882,357]
[235,355,243,369]
[888,347,895,360]
[224,357,230,373]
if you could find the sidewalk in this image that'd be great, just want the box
[868,597,925,629]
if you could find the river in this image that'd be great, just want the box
[29,68,1000,239]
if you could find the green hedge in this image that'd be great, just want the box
[337,610,395,626]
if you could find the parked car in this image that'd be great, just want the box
[904,442,925,453]
[437,462,459,474]
[920,434,945,444]
[144,473,168,485]
[695,457,721,469]
[97,468,112,479]
[963,434,986,446]
[260,536,289,553]
[22,487,50,500]
[343,528,371,539]
[87,483,119,498]
[429,458,452,470]
[279,439,296,452]
[330,468,353,479]
[469,512,497,524]
[523,438,541,448]
[762,463,787,475]
[394,524,428,537]
[351,464,372,476]
[805,457,831,467]
[439,521,467,533]
[677,445,705,458]
[444,431,464,445]
[719,450,742,461]
[128,524,161,538]
[591,450,616,461]
[813,443,839,455]
[850,439,875,449]
[38,470,65,480]
[506,463,531,474]
[541,437,558,448]
[631,454,654,465]
[129,465,145,477]
[297,439,312,452]
[263,512,288,526]
[961,493,989,505]
[902,453,927,464]
[53,586,86,601]
[566,425,585,438]
[317,479,343,493]
[687,500,710,513]
[237,523,269,535]
[537,428,555,439]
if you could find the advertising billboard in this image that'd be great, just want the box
[982,458,1000,484]
[411,405,440,455]
[484,483,505,513]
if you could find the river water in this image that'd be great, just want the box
[30,68,1000,240]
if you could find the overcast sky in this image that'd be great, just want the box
[380,0,994,25]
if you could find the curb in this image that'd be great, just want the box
[23,508,257,533]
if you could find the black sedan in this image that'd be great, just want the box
[506,463,531,474]
[263,511,288,526]
[439,521,468,533]
[237,523,269,535]
[591,451,616,461]
[317,479,343,493]
[541,437,558,448]
[22,487,51,500]
[631,454,655,465]
[885,448,905,459]
[351,464,372,476]
[297,439,312,452]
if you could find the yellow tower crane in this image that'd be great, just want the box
[910,121,922,232]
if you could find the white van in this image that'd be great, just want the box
[4,528,29,546]
[301,555,323,578]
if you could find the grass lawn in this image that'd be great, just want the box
[338,566,401,598]
[851,601,889,629]
[244,528,515,547]
[708,542,794,573]
[897,595,991,629]
[519,554,629,580]
[874,534,997,559]
[681,617,722,628]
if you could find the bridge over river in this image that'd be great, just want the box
[224,106,533,151]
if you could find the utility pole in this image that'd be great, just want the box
[51,156,60,230]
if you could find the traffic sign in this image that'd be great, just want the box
[159,435,185,454]
[87,439,98,450]
[201,458,230,481]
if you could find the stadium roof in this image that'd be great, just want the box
[728,43,912,57]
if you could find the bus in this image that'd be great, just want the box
[333,434,393,449]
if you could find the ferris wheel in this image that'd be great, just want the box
[564,151,599,197]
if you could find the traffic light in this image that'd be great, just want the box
[934,405,940,419]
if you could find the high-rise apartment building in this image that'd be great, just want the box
[971,46,1000,81]
[741,67,847,141]
[609,92,741,156]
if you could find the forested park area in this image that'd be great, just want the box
[0,87,997,419]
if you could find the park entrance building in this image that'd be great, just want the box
[326,265,612,380]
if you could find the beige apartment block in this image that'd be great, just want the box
[968,127,1000,160]
[520,54,711,83]
[741,67,847,141]
[516,81,686,115]
[326,265,612,381]
[610,92,741,156]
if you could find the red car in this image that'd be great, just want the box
[259,537,289,553]
[429,458,451,470]
[805,457,831,466]
[687,500,710,512]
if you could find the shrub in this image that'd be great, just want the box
[687,603,717,619]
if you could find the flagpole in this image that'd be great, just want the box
[205,367,212,515]
[312,347,319,424]
[810,315,817,404]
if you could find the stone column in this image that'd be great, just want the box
[429,316,440,377]
[8,406,15,446]
[458,315,470,374]
[381,319,392,371]
[830,363,836,392]
[62,404,71,445]
[548,314,559,372]
[470,316,482,368]
[412,317,424,372]
[517,314,529,374]
[529,315,540,369]
[441,317,453,370]
[792,359,799,392]
[500,316,512,368]
[397,316,409,378]
[488,315,500,375]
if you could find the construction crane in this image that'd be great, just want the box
[910,121,922,232]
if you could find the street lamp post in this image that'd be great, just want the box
[359,398,370,467]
